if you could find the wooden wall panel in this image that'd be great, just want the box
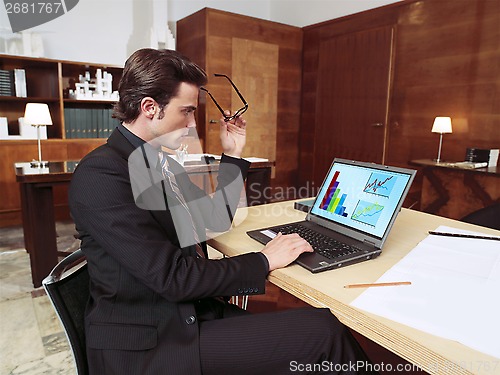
[176,10,207,146]
[205,34,232,156]
[300,4,400,187]
[387,0,500,166]
[313,26,393,179]
[300,0,499,215]
[180,2,500,213]
[0,139,104,227]
[177,8,303,193]
[233,39,279,164]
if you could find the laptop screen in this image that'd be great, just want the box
[309,159,414,240]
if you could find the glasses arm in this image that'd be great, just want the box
[200,87,227,117]
[214,73,248,108]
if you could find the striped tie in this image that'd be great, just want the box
[158,151,205,258]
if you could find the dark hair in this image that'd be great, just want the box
[113,48,207,123]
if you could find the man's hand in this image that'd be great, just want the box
[220,110,246,158]
[261,233,314,271]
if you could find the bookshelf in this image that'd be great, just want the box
[0,54,123,139]
[0,54,123,226]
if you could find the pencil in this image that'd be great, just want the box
[344,281,412,289]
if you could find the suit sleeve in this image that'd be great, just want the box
[69,152,267,303]
[172,153,250,233]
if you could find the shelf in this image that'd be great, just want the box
[0,138,107,144]
[0,54,123,141]
[64,99,117,104]
[0,96,60,103]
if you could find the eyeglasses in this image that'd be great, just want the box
[200,74,248,122]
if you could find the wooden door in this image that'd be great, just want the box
[313,26,394,184]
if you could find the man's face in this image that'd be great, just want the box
[148,82,198,149]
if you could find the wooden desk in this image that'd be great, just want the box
[15,162,77,288]
[15,159,272,287]
[183,159,273,206]
[207,200,500,375]
[410,159,499,220]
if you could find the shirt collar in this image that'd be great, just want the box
[118,123,162,169]
[117,123,145,150]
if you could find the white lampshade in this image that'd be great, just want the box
[431,117,452,134]
[24,103,53,126]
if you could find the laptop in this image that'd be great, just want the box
[247,158,416,273]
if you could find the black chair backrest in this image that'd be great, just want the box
[43,249,89,375]
[460,203,500,231]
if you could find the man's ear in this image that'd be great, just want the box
[140,97,157,119]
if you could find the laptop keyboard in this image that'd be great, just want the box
[273,223,364,260]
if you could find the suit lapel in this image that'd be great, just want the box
[107,129,178,200]
[106,129,202,256]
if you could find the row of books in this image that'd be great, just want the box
[0,69,27,97]
[64,108,120,139]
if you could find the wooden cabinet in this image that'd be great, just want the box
[0,54,123,226]
[177,8,303,192]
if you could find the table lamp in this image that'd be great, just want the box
[24,103,53,167]
[431,116,452,163]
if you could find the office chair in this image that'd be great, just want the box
[460,202,500,231]
[42,249,89,375]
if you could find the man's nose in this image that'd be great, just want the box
[187,116,197,128]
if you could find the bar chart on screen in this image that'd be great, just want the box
[319,171,349,217]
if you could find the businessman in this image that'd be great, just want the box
[69,48,375,374]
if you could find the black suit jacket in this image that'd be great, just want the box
[69,129,268,374]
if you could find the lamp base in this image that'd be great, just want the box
[30,160,50,168]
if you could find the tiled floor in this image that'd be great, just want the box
[0,222,78,375]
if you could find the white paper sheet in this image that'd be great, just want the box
[351,225,500,359]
